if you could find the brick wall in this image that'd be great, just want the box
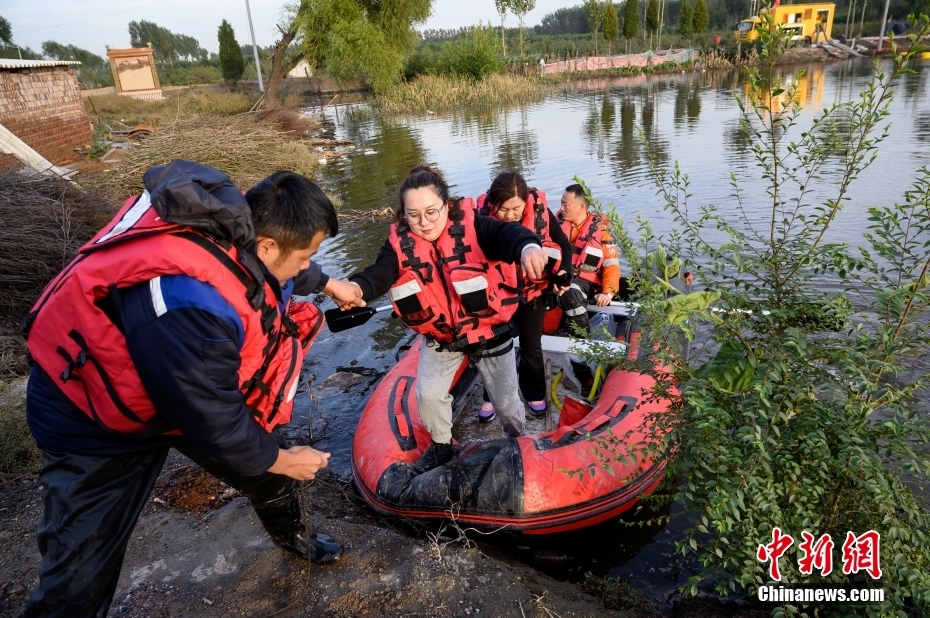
[0,66,92,166]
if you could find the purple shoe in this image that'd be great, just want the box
[478,402,496,423]
[528,400,547,416]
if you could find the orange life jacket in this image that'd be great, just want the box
[559,210,609,286]
[476,190,562,302]
[387,198,520,350]
[24,193,323,436]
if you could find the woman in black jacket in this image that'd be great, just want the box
[346,165,549,473]
[476,172,573,421]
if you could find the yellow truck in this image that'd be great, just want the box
[735,2,835,44]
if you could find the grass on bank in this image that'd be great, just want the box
[376,73,548,114]
[84,89,313,132]
[97,116,321,198]
[0,378,41,478]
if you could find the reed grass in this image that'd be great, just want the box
[85,90,314,133]
[699,50,735,69]
[0,169,114,320]
[98,116,322,198]
[376,73,548,114]
[0,379,41,477]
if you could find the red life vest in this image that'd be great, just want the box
[559,210,609,286]
[476,190,562,302]
[386,198,520,349]
[24,192,323,436]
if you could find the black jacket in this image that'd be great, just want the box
[349,213,541,302]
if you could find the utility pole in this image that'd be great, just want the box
[878,0,891,50]
[244,0,264,92]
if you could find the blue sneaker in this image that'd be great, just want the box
[478,401,496,423]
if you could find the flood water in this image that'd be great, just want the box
[293,57,930,602]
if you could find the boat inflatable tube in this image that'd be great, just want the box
[352,337,671,534]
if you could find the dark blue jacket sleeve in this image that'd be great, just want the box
[120,275,280,476]
[292,261,329,296]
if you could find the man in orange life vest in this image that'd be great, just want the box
[21,161,361,617]
[556,183,621,334]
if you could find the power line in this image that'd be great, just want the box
[17,0,176,34]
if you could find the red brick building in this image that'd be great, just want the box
[0,59,92,167]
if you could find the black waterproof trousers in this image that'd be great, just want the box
[558,279,597,334]
[22,434,296,618]
[514,299,547,402]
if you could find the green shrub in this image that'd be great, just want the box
[434,24,503,80]
[579,15,930,616]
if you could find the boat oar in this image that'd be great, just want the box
[324,305,392,333]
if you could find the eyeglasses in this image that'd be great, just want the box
[405,203,447,225]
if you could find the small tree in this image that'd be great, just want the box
[623,0,640,54]
[495,0,509,55]
[603,2,619,55]
[218,20,244,82]
[583,0,606,55]
[509,0,536,58]
[679,0,693,44]
[645,0,660,49]
[692,0,709,46]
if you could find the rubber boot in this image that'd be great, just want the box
[252,482,344,565]
[413,442,457,474]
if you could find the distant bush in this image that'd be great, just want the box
[161,63,223,86]
[433,24,503,80]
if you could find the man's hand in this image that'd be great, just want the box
[521,246,549,281]
[594,293,613,307]
[324,278,365,310]
[268,445,330,480]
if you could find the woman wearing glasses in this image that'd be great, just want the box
[346,165,550,473]
[475,172,573,422]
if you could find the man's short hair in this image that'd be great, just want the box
[564,184,589,205]
[246,171,339,255]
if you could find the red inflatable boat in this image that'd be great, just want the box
[351,315,671,534]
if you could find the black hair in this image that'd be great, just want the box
[486,171,530,214]
[564,183,589,205]
[396,165,452,222]
[246,171,338,255]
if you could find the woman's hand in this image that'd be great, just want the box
[520,246,549,281]
[594,293,613,307]
[325,278,365,310]
[551,270,571,295]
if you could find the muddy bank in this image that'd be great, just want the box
[0,456,636,618]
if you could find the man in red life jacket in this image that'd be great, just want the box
[556,183,621,334]
[21,161,361,618]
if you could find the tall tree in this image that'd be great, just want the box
[128,20,177,65]
[495,0,508,55]
[623,0,640,53]
[646,0,659,48]
[0,15,12,46]
[603,2,619,55]
[679,0,694,42]
[535,6,592,34]
[583,0,606,54]
[509,0,536,58]
[41,41,113,87]
[279,0,432,97]
[692,0,709,45]
[218,20,245,82]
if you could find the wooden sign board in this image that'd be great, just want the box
[106,44,163,100]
